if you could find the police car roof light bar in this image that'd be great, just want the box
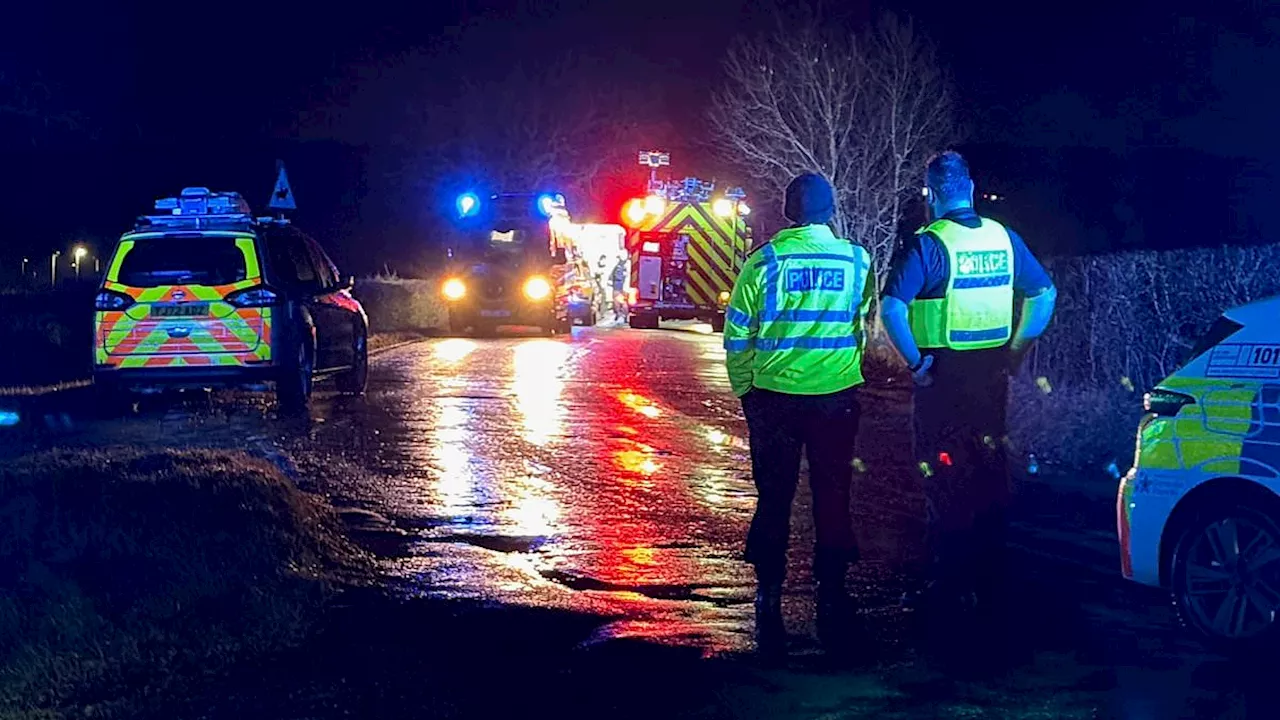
[138,188,257,232]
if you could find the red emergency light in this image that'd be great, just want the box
[623,199,647,228]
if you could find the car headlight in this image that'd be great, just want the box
[442,278,466,301]
[523,276,552,301]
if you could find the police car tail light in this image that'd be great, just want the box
[95,290,134,311]
[1143,389,1195,416]
[226,286,280,308]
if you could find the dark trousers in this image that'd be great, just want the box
[912,349,1012,599]
[742,387,860,585]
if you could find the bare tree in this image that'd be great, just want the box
[708,9,956,273]
[0,72,82,146]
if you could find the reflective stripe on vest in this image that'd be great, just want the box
[754,242,867,342]
[908,217,1014,351]
[723,228,870,395]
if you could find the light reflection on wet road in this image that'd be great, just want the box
[301,328,762,652]
[11,327,1280,715]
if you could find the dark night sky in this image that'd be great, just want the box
[2,0,1278,271]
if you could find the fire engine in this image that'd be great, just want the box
[621,151,752,332]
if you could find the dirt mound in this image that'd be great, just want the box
[0,448,366,718]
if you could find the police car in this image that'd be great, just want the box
[1119,295,1280,646]
[93,188,368,412]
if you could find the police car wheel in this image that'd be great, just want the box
[277,340,314,415]
[93,380,137,418]
[1171,504,1280,648]
[335,329,368,396]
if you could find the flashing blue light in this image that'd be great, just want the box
[537,193,566,217]
[457,193,480,217]
[0,410,19,427]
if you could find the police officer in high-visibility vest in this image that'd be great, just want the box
[724,173,875,655]
[880,151,1057,614]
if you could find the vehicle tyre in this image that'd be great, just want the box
[277,337,314,415]
[93,379,136,418]
[335,327,368,396]
[711,312,726,333]
[1170,501,1280,650]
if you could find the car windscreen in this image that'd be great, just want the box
[116,236,249,288]
[455,221,546,257]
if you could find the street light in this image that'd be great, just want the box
[21,257,28,277]
[50,251,61,286]
[73,246,88,279]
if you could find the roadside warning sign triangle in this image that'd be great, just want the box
[268,161,296,210]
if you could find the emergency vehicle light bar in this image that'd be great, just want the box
[154,188,253,217]
[138,188,257,231]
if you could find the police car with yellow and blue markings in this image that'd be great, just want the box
[1119,295,1280,646]
[94,187,368,413]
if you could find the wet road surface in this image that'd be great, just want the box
[7,326,1280,718]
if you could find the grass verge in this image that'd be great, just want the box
[0,448,367,719]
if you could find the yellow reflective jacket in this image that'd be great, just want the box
[723,224,874,396]
[908,217,1015,350]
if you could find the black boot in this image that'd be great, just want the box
[816,582,860,653]
[814,556,861,655]
[754,583,786,657]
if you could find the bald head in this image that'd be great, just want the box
[924,151,974,216]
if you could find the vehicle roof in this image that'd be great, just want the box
[1223,295,1280,325]
[121,217,296,241]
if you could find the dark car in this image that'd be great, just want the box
[93,188,368,412]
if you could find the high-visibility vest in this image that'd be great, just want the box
[723,224,873,395]
[908,217,1015,351]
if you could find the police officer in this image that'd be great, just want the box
[724,173,875,654]
[880,151,1057,614]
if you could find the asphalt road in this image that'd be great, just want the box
[7,325,1280,718]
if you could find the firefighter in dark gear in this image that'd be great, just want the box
[724,173,875,655]
[880,151,1057,614]
[610,254,628,322]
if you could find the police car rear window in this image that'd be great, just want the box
[117,237,248,288]
[1185,315,1245,364]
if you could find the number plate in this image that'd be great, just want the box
[480,309,512,318]
[151,302,210,318]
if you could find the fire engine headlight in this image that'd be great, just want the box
[442,278,467,301]
[523,276,552,301]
